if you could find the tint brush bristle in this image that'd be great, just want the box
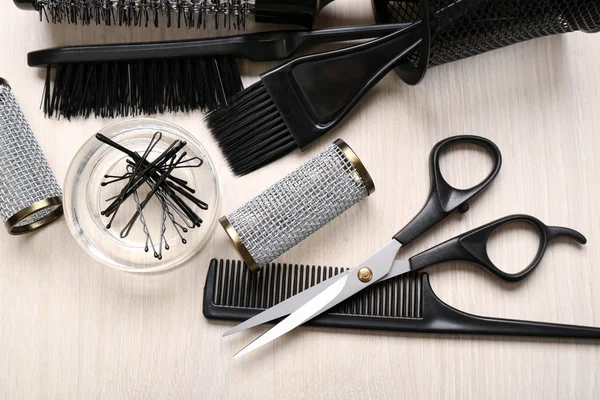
[205,81,297,176]
[43,56,242,119]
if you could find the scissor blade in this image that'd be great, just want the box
[383,259,411,280]
[234,273,350,358]
[223,270,349,336]
[233,240,402,358]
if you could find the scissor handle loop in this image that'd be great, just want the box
[394,135,502,245]
[408,215,587,282]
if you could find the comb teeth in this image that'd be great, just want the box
[212,259,422,319]
[205,81,297,176]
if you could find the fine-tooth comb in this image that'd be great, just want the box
[204,259,600,339]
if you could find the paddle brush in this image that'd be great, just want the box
[28,24,405,119]
[205,0,600,175]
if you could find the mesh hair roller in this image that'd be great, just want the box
[220,139,375,271]
[0,79,63,234]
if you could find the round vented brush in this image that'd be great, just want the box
[220,139,374,271]
[373,0,600,83]
[14,0,335,29]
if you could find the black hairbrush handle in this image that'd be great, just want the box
[254,0,336,28]
[13,0,35,10]
[27,23,410,67]
[408,215,587,282]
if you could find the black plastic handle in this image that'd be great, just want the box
[13,0,35,10]
[262,21,425,149]
[408,215,587,282]
[393,135,502,245]
[254,0,335,28]
[27,23,411,67]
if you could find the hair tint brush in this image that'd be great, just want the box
[28,24,407,119]
[207,0,600,175]
[205,22,424,175]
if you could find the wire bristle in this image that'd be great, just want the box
[32,0,252,29]
[205,81,298,176]
[43,56,243,119]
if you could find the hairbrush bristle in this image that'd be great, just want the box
[43,56,243,119]
[205,81,297,176]
[31,0,252,29]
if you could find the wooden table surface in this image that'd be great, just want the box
[2,1,600,399]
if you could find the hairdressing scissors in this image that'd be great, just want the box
[225,135,586,358]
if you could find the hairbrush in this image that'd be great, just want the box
[204,259,600,339]
[28,24,406,119]
[15,0,335,29]
[0,78,63,235]
[206,0,600,175]
[220,139,374,270]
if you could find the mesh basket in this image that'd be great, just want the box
[0,80,63,234]
[220,140,375,271]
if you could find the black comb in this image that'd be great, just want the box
[204,259,600,339]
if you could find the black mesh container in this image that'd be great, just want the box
[373,0,600,84]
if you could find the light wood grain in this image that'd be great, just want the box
[1,1,600,399]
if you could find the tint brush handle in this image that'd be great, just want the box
[260,21,424,149]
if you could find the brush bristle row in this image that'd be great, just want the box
[43,56,243,119]
[205,81,297,176]
[32,0,253,29]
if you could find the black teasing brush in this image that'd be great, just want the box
[28,24,407,120]
[42,56,241,119]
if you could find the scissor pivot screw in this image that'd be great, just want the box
[357,267,373,283]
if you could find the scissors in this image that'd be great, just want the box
[225,135,586,358]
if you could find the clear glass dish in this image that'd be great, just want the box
[64,118,220,273]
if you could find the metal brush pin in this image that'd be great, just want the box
[220,139,375,272]
[0,79,63,234]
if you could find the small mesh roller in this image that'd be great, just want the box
[220,139,374,271]
[0,79,63,235]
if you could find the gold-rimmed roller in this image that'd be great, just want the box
[219,216,259,272]
[219,139,375,272]
[5,196,64,235]
[334,138,375,195]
